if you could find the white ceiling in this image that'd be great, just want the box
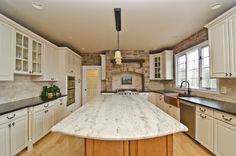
[0,0,236,53]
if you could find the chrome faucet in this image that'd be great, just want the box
[180,81,191,96]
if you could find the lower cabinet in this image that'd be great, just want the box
[0,122,10,156]
[214,119,236,156]
[33,101,55,143]
[196,112,214,152]
[164,104,180,121]
[0,109,28,156]
[54,97,67,124]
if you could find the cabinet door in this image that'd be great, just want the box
[0,123,10,156]
[31,40,42,75]
[229,12,236,77]
[52,47,59,81]
[196,112,213,152]
[33,110,44,142]
[171,106,180,121]
[147,93,156,105]
[154,54,162,79]
[208,19,230,78]
[214,119,236,156]
[11,115,28,155]
[54,100,66,124]
[15,32,30,74]
[0,21,14,81]
[44,106,54,132]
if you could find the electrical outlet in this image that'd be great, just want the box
[220,86,227,94]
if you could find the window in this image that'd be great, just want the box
[176,41,218,92]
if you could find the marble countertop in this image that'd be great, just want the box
[0,95,67,116]
[52,95,187,140]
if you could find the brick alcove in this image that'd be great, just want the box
[104,50,150,91]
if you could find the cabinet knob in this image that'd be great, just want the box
[226,73,228,77]
[12,122,15,126]
[8,124,11,128]
[45,110,49,113]
[230,73,232,77]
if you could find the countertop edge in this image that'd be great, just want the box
[0,95,67,116]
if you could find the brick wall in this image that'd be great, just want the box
[173,28,208,54]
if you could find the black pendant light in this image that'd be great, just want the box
[114,8,122,64]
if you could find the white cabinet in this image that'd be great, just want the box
[15,31,43,76]
[0,109,27,156]
[0,21,14,81]
[75,57,82,109]
[100,54,106,80]
[54,97,67,124]
[11,115,28,155]
[32,44,59,81]
[156,93,165,110]
[0,123,10,156]
[149,50,173,80]
[206,7,236,78]
[196,112,214,152]
[214,119,236,156]
[66,50,76,75]
[33,101,55,143]
[164,103,180,121]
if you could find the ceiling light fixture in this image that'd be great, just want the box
[211,4,221,10]
[32,2,44,9]
[114,8,122,65]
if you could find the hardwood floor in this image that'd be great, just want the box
[18,132,214,156]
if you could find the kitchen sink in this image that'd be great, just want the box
[163,93,194,107]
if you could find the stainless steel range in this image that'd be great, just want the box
[116,89,139,95]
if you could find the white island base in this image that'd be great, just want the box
[85,134,173,156]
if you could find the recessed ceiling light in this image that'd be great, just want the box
[211,4,221,10]
[32,2,44,9]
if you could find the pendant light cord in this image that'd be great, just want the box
[117,31,119,50]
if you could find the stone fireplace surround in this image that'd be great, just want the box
[104,50,150,91]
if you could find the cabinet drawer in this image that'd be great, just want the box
[0,108,27,125]
[33,101,56,113]
[214,110,236,127]
[196,105,213,117]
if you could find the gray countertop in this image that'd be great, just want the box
[0,95,67,116]
[179,96,236,116]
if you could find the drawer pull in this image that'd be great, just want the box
[200,114,207,119]
[199,108,206,112]
[45,110,49,113]
[44,104,49,108]
[222,115,232,121]
[6,114,15,120]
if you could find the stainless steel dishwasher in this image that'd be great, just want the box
[180,100,196,139]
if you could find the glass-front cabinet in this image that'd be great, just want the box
[32,40,42,74]
[15,32,30,73]
[15,31,43,75]
[154,54,162,79]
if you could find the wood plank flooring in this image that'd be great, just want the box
[18,132,214,156]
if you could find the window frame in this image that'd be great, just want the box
[175,41,219,93]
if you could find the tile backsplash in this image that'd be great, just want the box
[0,75,50,104]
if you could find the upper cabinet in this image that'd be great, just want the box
[32,43,59,81]
[149,50,173,80]
[0,21,15,81]
[205,7,236,78]
[15,31,43,75]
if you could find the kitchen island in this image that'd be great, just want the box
[52,95,187,156]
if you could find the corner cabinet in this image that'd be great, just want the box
[149,50,173,80]
[15,31,43,75]
[205,7,236,78]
